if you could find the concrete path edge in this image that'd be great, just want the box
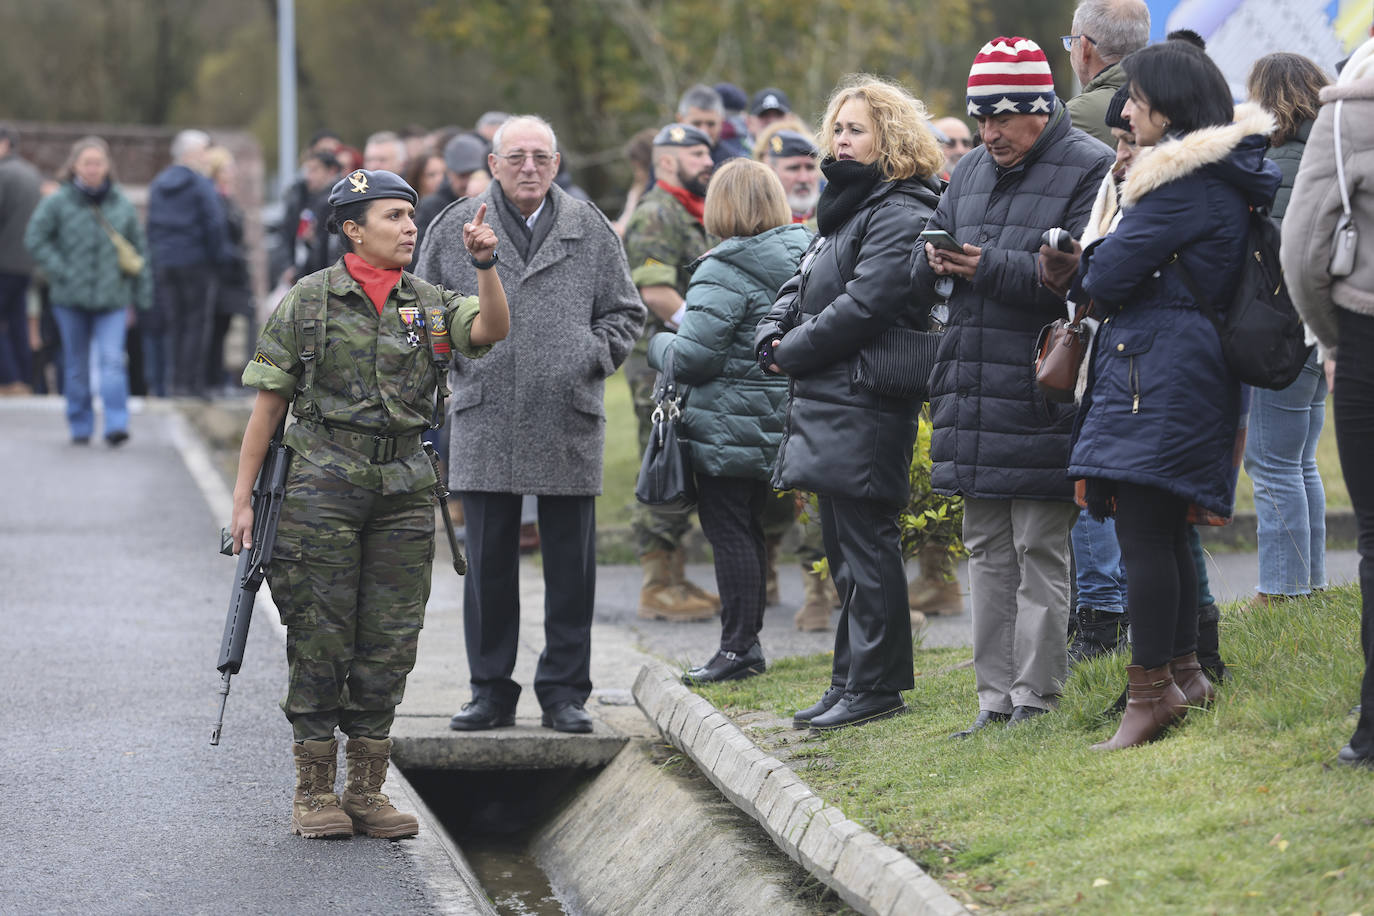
[632,663,970,916]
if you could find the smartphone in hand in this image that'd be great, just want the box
[920,229,964,252]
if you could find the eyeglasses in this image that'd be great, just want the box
[499,151,555,168]
[1061,34,1096,51]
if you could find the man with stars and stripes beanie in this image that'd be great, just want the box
[967,36,1057,117]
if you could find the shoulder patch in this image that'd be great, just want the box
[252,351,279,369]
[643,257,667,269]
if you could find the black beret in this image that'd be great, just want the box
[765,130,818,159]
[652,123,712,149]
[328,168,418,209]
[1104,85,1132,133]
[750,88,791,116]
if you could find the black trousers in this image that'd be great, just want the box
[1113,482,1198,669]
[459,491,596,710]
[157,264,215,397]
[696,474,768,653]
[819,495,914,694]
[1335,308,1374,756]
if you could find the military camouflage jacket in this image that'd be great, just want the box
[622,185,716,345]
[242,259,489,495]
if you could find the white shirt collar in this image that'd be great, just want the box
[524,198,547,229]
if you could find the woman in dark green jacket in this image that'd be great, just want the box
[648,159,809,684]
[25,136,151,445]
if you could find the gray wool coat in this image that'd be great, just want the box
[414,184,645,495]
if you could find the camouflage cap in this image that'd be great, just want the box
[652,123,712,149]
[765,130,818,159]
[328,168,418,208]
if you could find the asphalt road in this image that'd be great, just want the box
[0,400,440,915]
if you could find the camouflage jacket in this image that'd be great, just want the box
[622,185,716,346]
[242,259,490,494]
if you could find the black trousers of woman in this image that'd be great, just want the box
[819,495,914,694]
[1335,308,1374,757]
[1113,482,1198,669]
[695,475,769,653]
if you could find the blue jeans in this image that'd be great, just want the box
[141,328,169,398]
[52,305,129,439]
[1072,508,1126,614]
[1244,350,1327,595]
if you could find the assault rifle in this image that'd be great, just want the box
[211,423,291,746]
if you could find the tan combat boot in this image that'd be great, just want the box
[908,545,964,616]
[764,538,781,606]
[291,739,354,839]
[794,568,834,631]
[638,549,717,621]
[341,736,419,839]
[673,545,721,614]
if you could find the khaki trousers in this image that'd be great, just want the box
[963,496,1078,713]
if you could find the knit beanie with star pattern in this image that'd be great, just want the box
[967,37,1057,117]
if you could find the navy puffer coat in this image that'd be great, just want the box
[647,223,810,480]
[1068,105,1282,516]
[913,104,1113,501]
[755,175,942,507]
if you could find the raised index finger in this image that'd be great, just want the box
[471,203,487,227]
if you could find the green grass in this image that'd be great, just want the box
[598,367,641,530]
[693,588,1374,915]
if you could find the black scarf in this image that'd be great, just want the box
[73,177,111,205]
[490,180,556,263]
[816,159,883,236]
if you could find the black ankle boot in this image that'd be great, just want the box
[1068,607,1128,665]
[1195,602,1227,682]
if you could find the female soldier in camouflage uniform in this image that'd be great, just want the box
[229,169,509,839]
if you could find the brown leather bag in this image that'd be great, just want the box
[1033,301,1092,403]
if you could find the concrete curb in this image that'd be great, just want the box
[632,663,969,916]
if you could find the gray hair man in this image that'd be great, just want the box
[415,115,644,736]
[677,84,724,149]
[762,129,820,225]
[146,128,229,397]
[1064,0,1151,146]
[363,130,408,175]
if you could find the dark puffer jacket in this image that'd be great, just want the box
[913,104,1113,501]
[146,163,228,268]
[1265,118,1312,221]
[1068,105,1282,516]
[755,175,942,507]
[648,223,809,480]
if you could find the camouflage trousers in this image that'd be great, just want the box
[267,456,434,742]
[626,352,692,555]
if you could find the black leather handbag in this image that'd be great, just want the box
[852,326,942,400]
[634,348,697,510]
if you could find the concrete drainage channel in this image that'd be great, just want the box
[388,664,966,916]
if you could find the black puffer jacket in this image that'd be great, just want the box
[912,105,1113,501]
[755,175,942,507]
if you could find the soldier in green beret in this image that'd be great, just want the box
[229,168,509,839]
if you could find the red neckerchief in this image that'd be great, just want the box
[792,214,809,224]
[656,180,706,224]
[343,252,402,315]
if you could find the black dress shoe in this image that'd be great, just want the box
[682,644,765,685]
[105,430,129,447]
[542,701,593,734]
[1009,704,1047,725]
[950,710,1010,739]
[792,686,845,728]
[448,698,515,731]
[1338,744,1374,768]
[809,691,906,732]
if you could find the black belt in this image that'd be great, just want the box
[298,419,422,464]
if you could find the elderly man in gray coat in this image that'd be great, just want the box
[415,115,645,734]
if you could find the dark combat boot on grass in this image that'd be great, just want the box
[1068,607,1128,665]
[342,736,419,839]
[291,739,353,839]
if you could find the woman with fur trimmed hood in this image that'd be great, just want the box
[1065,41,1281,750]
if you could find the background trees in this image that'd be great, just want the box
[1,0,1075,203]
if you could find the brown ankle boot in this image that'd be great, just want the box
[793,568,833,631]
[342,736,419,839]
[1091,664,1189,751]
[764,538,781,605]
[907,546,963,616]
[291,739,353,838]
[1170,652,1216,708]
[672,545,721,613]
[638,549,716,621]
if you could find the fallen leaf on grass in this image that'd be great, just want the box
[1092,878,1111,887]
[1322,869,1345,879]
[974,883,995,892]
[1268,834,1289,852]
[1257,785,1270,793]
